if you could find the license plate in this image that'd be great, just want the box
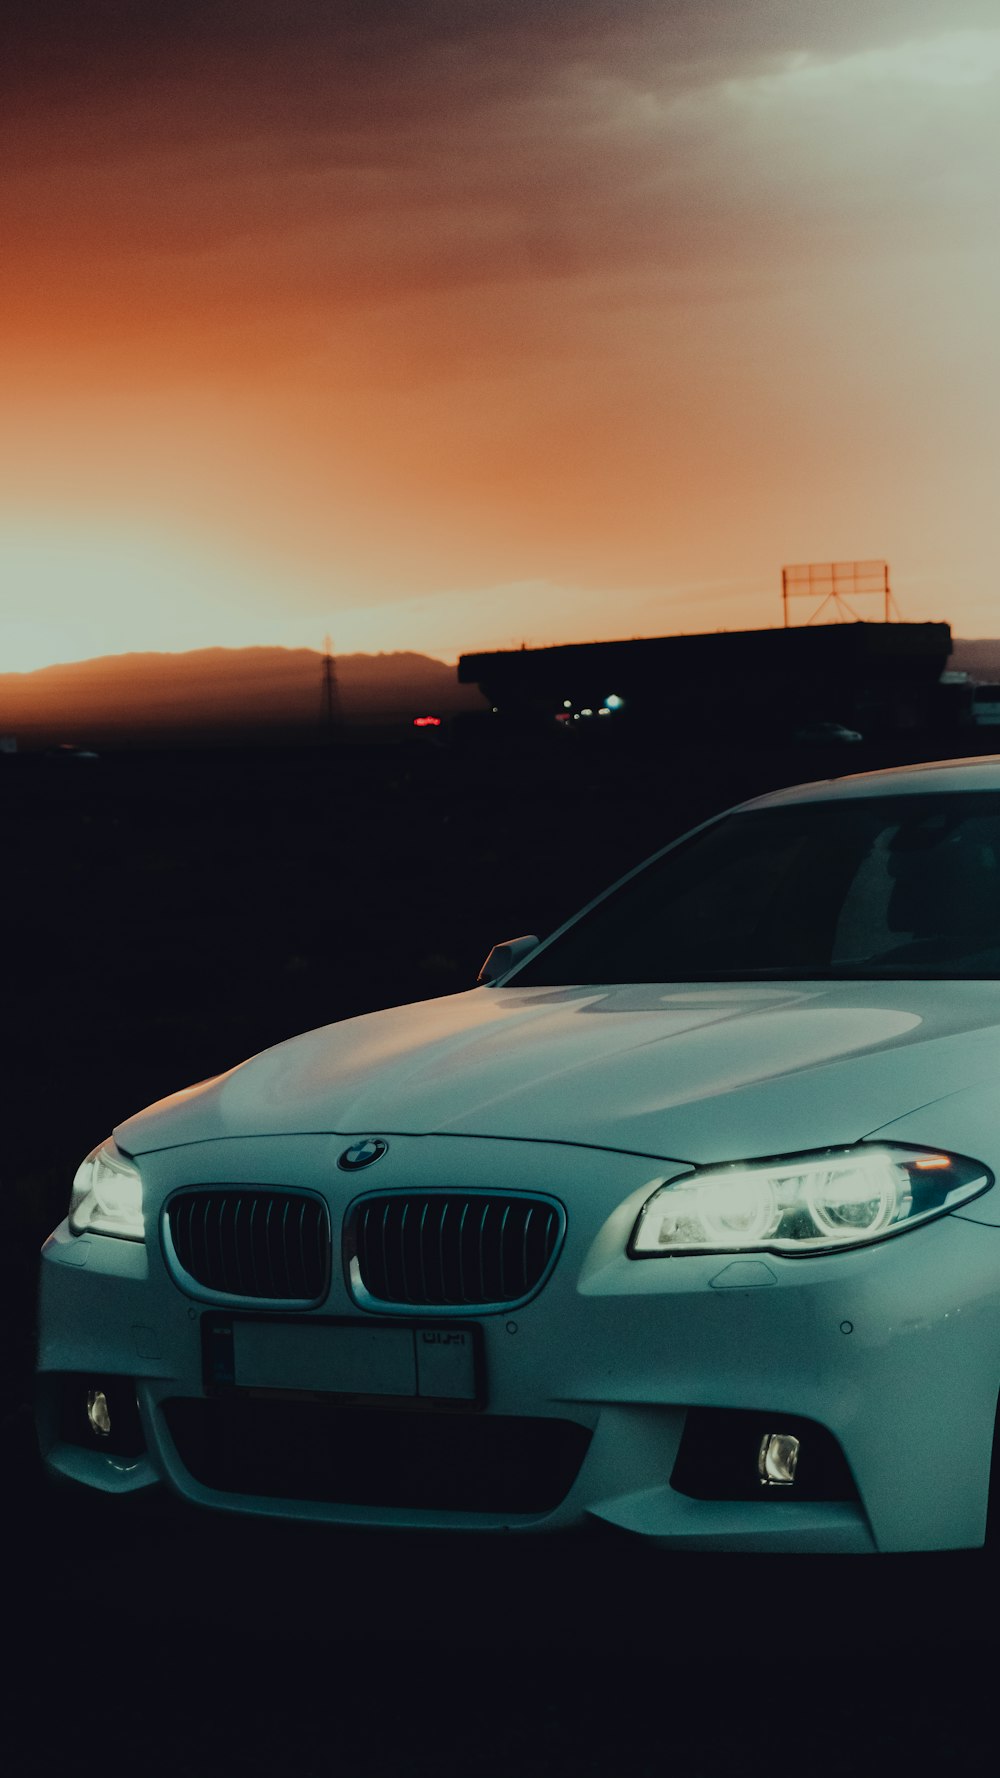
[203,1315,483,1408]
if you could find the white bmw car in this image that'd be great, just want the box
[37,757,1000,1554]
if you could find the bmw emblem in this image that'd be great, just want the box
[338,1138,389,1171]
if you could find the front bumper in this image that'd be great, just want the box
[36,1132,1000,1553]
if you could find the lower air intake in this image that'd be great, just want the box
[163,1398,592,1514]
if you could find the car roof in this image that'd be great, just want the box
[738,754,1000,810]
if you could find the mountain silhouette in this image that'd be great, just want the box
[0,647,486,747]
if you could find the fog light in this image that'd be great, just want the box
[86,1389,112,1438]
[758,1431,800,1486]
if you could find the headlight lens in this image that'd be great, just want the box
[69,1139,144,1241]
[630,1144,990,1257]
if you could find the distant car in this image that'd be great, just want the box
[37,756,1000,1554]
[793,720,863,744]
[971,684,1000,728]
[44,743,100,762]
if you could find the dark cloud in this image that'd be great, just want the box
[7,1,996,118]
[4,0,998,384]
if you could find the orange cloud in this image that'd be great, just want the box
[2,1,999,666]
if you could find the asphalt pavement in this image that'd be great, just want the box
[5,1426,995,1778]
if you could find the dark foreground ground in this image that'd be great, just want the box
[2,731,997,1774]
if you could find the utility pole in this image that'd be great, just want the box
[320,635,341,739]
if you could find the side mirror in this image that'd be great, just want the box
[477,934,540,986]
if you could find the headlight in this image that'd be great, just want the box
[629,1144,990,1257]
[69,1139,144,1241]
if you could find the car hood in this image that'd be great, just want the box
[115,980,1000,1165]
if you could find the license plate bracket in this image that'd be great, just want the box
[202,1313,485,1411]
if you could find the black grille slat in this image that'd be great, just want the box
[222,1196,237,1294]
[231,1195,244,1294]
[263,1199,276,1297]
[215,1196,228,1294]
[417,1200,430,1303]
[197,1196,211,1292]
[273,1199,283,1296]
[477,1201,488,1302]
[297,1199,307,1296]
[398,1200,411,1304]
[381,1199,394,1301]
[456,1201,469,1302]
[279,1199,292,1298]
[520,1205,534,1300]
[174,1198,189,1274]
[542,1210,556,1285]
[388,1198,406,1302]
[248,1197,260,1296]
[350,1193,563,1308]
[358,1201,373,1297]
[167,1190,329,1302]
[437,1200,450,1303]
[498,1202,510,1301]
[367,1199,386,1301]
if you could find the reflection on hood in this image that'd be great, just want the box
[115,980,1000,1165]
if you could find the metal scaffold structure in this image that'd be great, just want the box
[782,560,900,627]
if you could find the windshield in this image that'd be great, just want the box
[514,792,1000,983]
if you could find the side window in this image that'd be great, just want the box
[654,829,809,955]
[833,810,1000,962]
[514,791,1000,983]
[831,827,899,962]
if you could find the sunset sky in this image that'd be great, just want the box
[3,0,999,673]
